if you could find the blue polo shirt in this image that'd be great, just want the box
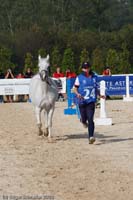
[74,72,98,105]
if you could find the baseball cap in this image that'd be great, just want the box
[82,62,91,68]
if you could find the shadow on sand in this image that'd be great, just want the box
[56,132,133,145]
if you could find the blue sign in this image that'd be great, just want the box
[98,75,133,95]
[129,76,133,94]
[64,75,133,115]
[97,76,126,95]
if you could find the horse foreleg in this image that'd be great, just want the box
[35,107,43,136]
[43,110,49,137]
[47,107,55,138]
[43,107,54,139]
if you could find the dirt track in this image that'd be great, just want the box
[0,100,133,200]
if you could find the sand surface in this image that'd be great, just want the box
[0,100,132,200]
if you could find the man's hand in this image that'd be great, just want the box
[77,93,84,99]
[100,95,106,99]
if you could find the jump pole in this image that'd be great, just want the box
[123,75,133,102]
[95,80,112,125]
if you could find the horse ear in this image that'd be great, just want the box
[46,54,49,61]
[38,55,41,61]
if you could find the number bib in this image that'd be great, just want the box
[77,74,97,104]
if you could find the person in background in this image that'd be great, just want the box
[24,68,34,101]
[16,72,24,102]
[102,66,111,99]
[0,70,5,102]
[4,69,14,103]
[5,68,14,79]
[66,68,76,78]
[73,62,105,144]
[52,67,64,78]
[16,72,24,79]
[65,68,76,103]
[24,68,34,78]
[102,66,111,76]
[52,67,65,101]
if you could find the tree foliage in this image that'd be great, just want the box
[51,46,62,73]
[0,47,15,72]
[24,52,34,72]
[62,47,75,73]
[106,49,120,73]
[0,0,132,75]
[119,43,130,73]
[92,48,104,73]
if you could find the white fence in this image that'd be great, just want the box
[0,79,30,95]
[0,77,66,96]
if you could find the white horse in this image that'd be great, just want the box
[29,55,58,141]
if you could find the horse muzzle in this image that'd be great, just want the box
[39,70,48,82]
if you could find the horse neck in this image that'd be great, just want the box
[41,79,50,94]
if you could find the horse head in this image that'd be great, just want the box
[38,54,50,81]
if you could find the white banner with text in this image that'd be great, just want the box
[0,77,66,95]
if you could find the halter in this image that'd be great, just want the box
[39,70,51,86]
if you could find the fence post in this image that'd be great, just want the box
[64,78,77,115]
[95,80,112,125]
[123,75,133,102]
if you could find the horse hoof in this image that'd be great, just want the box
[37,124,43,136]
[44,128,49,137]
[38,129,43,136]
[44,132,49,137]
[38,131,43,136]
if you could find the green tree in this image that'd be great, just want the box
[38,48,47,57]
[0,47,15,72]
[106,49,119,74]
[0,0,41,34]
[24,52,34,72]
[51,46,61,73]
[80,48,90,64]
[0,0,132,73]
[89,0,112,32]
[62,47,75,73]
[79,48,90,72]
[92,48,104,74]
[119,42,130,73]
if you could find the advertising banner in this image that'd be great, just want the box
[0,79,30,95]
[0,77,66,95]
[98,75,133,95]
